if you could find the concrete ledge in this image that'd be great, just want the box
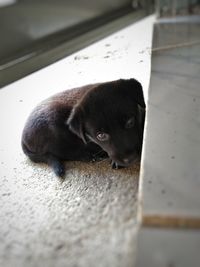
[136,19,200,267]
[139,21,200,228]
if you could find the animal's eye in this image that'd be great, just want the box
[96,132,109,142]
[125,117,135,129]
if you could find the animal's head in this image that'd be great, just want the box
[67,79,145,167]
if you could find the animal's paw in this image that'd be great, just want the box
[111,161,119,169]
[91,151,108,163]
[111,161,125,170]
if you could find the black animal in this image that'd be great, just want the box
[21,79,146,177]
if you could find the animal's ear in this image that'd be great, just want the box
[67,107,87,144]
[129,79,146,108]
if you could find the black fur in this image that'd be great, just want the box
[21,79,145,177]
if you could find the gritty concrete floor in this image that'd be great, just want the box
[0,159,139,267]
[0,15,154,267]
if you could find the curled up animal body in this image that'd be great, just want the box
[21,79,146,177]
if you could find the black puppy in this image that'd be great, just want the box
[21,79,145,177]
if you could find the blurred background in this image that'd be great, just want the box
[0,0,145,65]
[1,0,200,87]
[0,0,199,65]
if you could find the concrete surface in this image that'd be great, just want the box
[0,15,154,267]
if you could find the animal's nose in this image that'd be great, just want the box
[123,158,131,164]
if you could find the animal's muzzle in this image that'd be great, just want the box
[109,150,139,167]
